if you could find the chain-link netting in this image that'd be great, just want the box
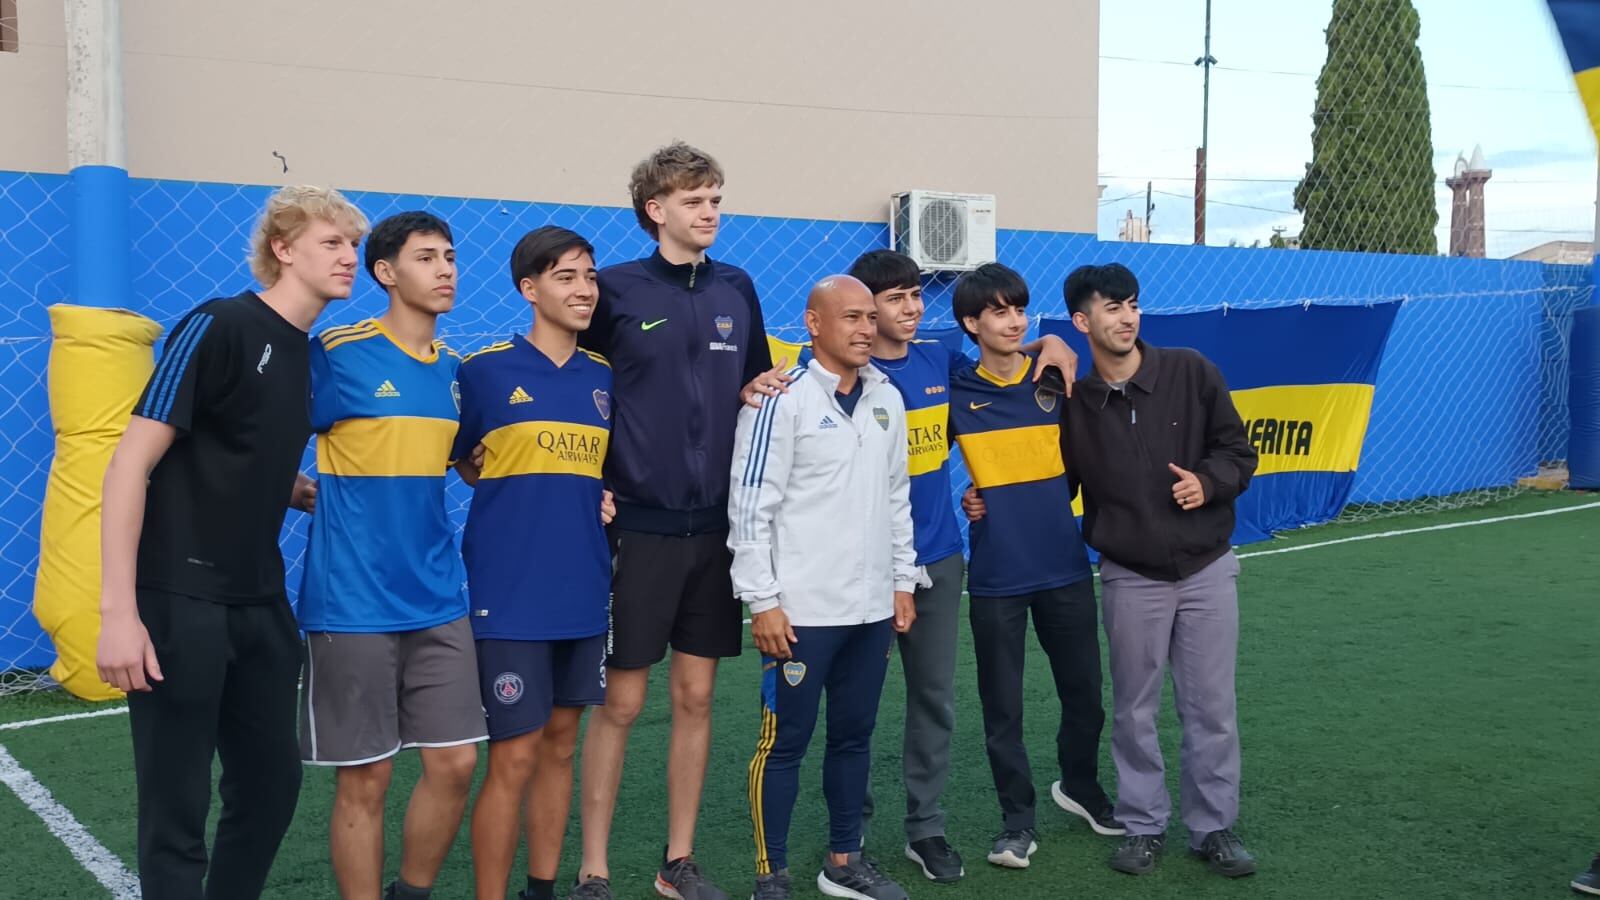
[1,0,1594,691]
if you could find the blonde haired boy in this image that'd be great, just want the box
[98,185,366,900]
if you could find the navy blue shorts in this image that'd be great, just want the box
[476,634,607,741]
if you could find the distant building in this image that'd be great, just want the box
[1118,210,1150,243]
[1445,145,1492,258]
[1511,240,1593,265]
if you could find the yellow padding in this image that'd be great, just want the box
[36,305,162,701]
[317,416,458,477]
[956,423,1065,489]
[481,421,608,479]
[766,336,808,369]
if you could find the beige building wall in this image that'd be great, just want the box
[2,0,1098,232]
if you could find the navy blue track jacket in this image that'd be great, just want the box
[579,250,773,535]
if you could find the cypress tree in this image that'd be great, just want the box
[1294,0,1439,254]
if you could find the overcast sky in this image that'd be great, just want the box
[1097,0,1595,257]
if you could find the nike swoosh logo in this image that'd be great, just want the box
[969,401,992,410]
[641,318,668,331]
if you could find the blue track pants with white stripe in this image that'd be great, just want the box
[748,617,894,874]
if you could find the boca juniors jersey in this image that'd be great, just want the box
[949,353,1092,597]
[869,340,964,567]
[299,319,467,632]
[453,336,612,641]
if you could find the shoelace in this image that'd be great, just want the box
[1209,830,1245,855]
[850,857,891,886]
[1125,835,1159,855]
[994,829,1033,846]
[667,858,704,888]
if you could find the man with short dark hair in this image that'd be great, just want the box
[298,211,483,900]
[949,262,1119,872]
[457,226,614,900]
[1062,262,1258,878]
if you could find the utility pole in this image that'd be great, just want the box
[1194,0,1215,245]
[1145,180,1154,240]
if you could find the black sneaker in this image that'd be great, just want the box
[751,870,791,900]
[1050,781,1127,836]
[905,835,964,883]
[986,828,1038,869]
[1573,853,1600,896]
[569,876,614,900]
[1192,829,1257,878]
[817,852,908,900]
[657,852,728,900]
[1109,834,1165,875]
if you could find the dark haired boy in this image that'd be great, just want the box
[843,250,1080,883]
[457,227,615,900]
[298,210,484,900]
[948,263,1120,872]
[1060,263,1257,878]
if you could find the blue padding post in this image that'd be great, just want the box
[69,164,130,309]
[1569,305,1600,489]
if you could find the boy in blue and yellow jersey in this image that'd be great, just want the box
[843,251,1078,884]
[456,227,614,900]
[948,263,1121,872]
[298,212,484,900]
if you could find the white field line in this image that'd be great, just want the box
[740,498,1600,617]
[1234,499,1600,560]
[0,742,140,898]
[0,706,128,732]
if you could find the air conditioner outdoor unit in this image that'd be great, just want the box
[889,190,997,272]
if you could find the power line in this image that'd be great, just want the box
[1099,53,1575,95]
[1153,189,1295,214]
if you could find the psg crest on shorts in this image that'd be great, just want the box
[782,660,807,686]
[493,672,523,705]
[873,407,890,430]
[714,315,735,339]
[1035,386,1057,413]
[593,389,611,421]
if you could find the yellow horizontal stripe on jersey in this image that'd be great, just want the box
[904,403,949,477]
[317,416,458,477]
[956,423,1064,489]
[1231,383,1375,475]
[480,421,608,480]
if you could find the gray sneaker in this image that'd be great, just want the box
[657,853,728,900]
[569,876,613,900]
[986,828,1039,869]
[750,870,791,900]
[816,852,908,900]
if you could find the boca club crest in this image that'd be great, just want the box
[593,389,611,421]
[782,660,807,686]
[1035,386,1058,413]
[714,314,735,340]
[873,406,890,430]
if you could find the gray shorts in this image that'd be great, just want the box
[300,616,487,766]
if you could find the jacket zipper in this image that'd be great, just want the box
[833,386,870,622]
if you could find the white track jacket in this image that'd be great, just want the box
[728,359,919,627]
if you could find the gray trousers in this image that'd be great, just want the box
[1100,551,1241,846]
[876,552,964,842]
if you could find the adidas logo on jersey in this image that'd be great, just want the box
[818,415,838,430]
[508,386,533,405]
[374,380,401,398]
